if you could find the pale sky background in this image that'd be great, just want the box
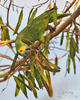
[0,0,80,100]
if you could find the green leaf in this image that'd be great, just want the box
[40,52,60,72]
[26,77,38,98]
[45,70,53,97]
[10,53,18,71]
[52,3,57,27]
[1,27,10,41]
[70,36,76,59]
[70,36,78,60]
[14,74,28,98]
[27,8,34,24]
[43,36,50,57]
[72,58,76,74]
[57,13,71,19]
[13,9,23,35]
[40,64,60,72]
[15,84,20,97]
[36,62,48,83]
[22,72,38,98]
[65,31,69,50]
[26,71,38,89]
[0,72,9,78]
[71,36,78,52]
[0,16,3,24]
[60,32,64,45]
[41,72,47,83]
[70,36,77,74]
[48,62,60,70]
[0,16,10,41]
[34,67,43,89]
[1,28,7,40]
[30,63,35,79]
[5,28,10,40]
[67,55,71,73]
[41,78,49,96]
[28,8,38,25]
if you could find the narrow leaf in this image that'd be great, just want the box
[0,16,3,24]
[36,62,48,83]
[28,8,38,25]
[40,52,60,71]
[57,13,71,19]
[1,27,10,41]
[14,74,28,98]
[42,78,50,97]
[27,77,38,98]
[10,53,18,71]
[72,58,76,74]
[26,71,38,89]
[43,36,50,57]
[67,55,71,73]
[65,31,69,50]
[70,36,76,59]
[49,62,60,70]
[13,9,23,35]
[41,64,60,72]
[45,71,53,97]
[27,8,34,23]
[60,32,64,45]
[15,84,20,97]
[52,3,57,27]
[0,72,9,78]
[30,63,35,79]
[71,36,78,52]
[34,67,43,89]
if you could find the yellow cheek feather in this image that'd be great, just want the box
[18,46,26,55]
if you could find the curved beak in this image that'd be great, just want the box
[22,48,31,56]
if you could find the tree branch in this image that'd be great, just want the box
[46,5,80,40]
[0,40,15,46]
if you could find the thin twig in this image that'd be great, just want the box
[0,79,9,94]
[50,46,68,51]
[7,24,15,31]
[0,24,15,31]
[19,66,30,71]
[49,51,69,61]
[0,3,8,9]
[32,0,49,8]
[12,3,24,9]
[0,24,7,27]
[0,65,11,68]
[76,21,80,26]
[7,45,16,55]
[0,53,13,61]
[7,0,12,25]
[63,0,76,13]
[0,67,9,71]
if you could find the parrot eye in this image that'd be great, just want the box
[20,50,23,52]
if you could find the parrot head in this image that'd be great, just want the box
[18,45,31,56]
[18,45,27,56]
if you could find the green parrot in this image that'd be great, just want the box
[15,8,71,56]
